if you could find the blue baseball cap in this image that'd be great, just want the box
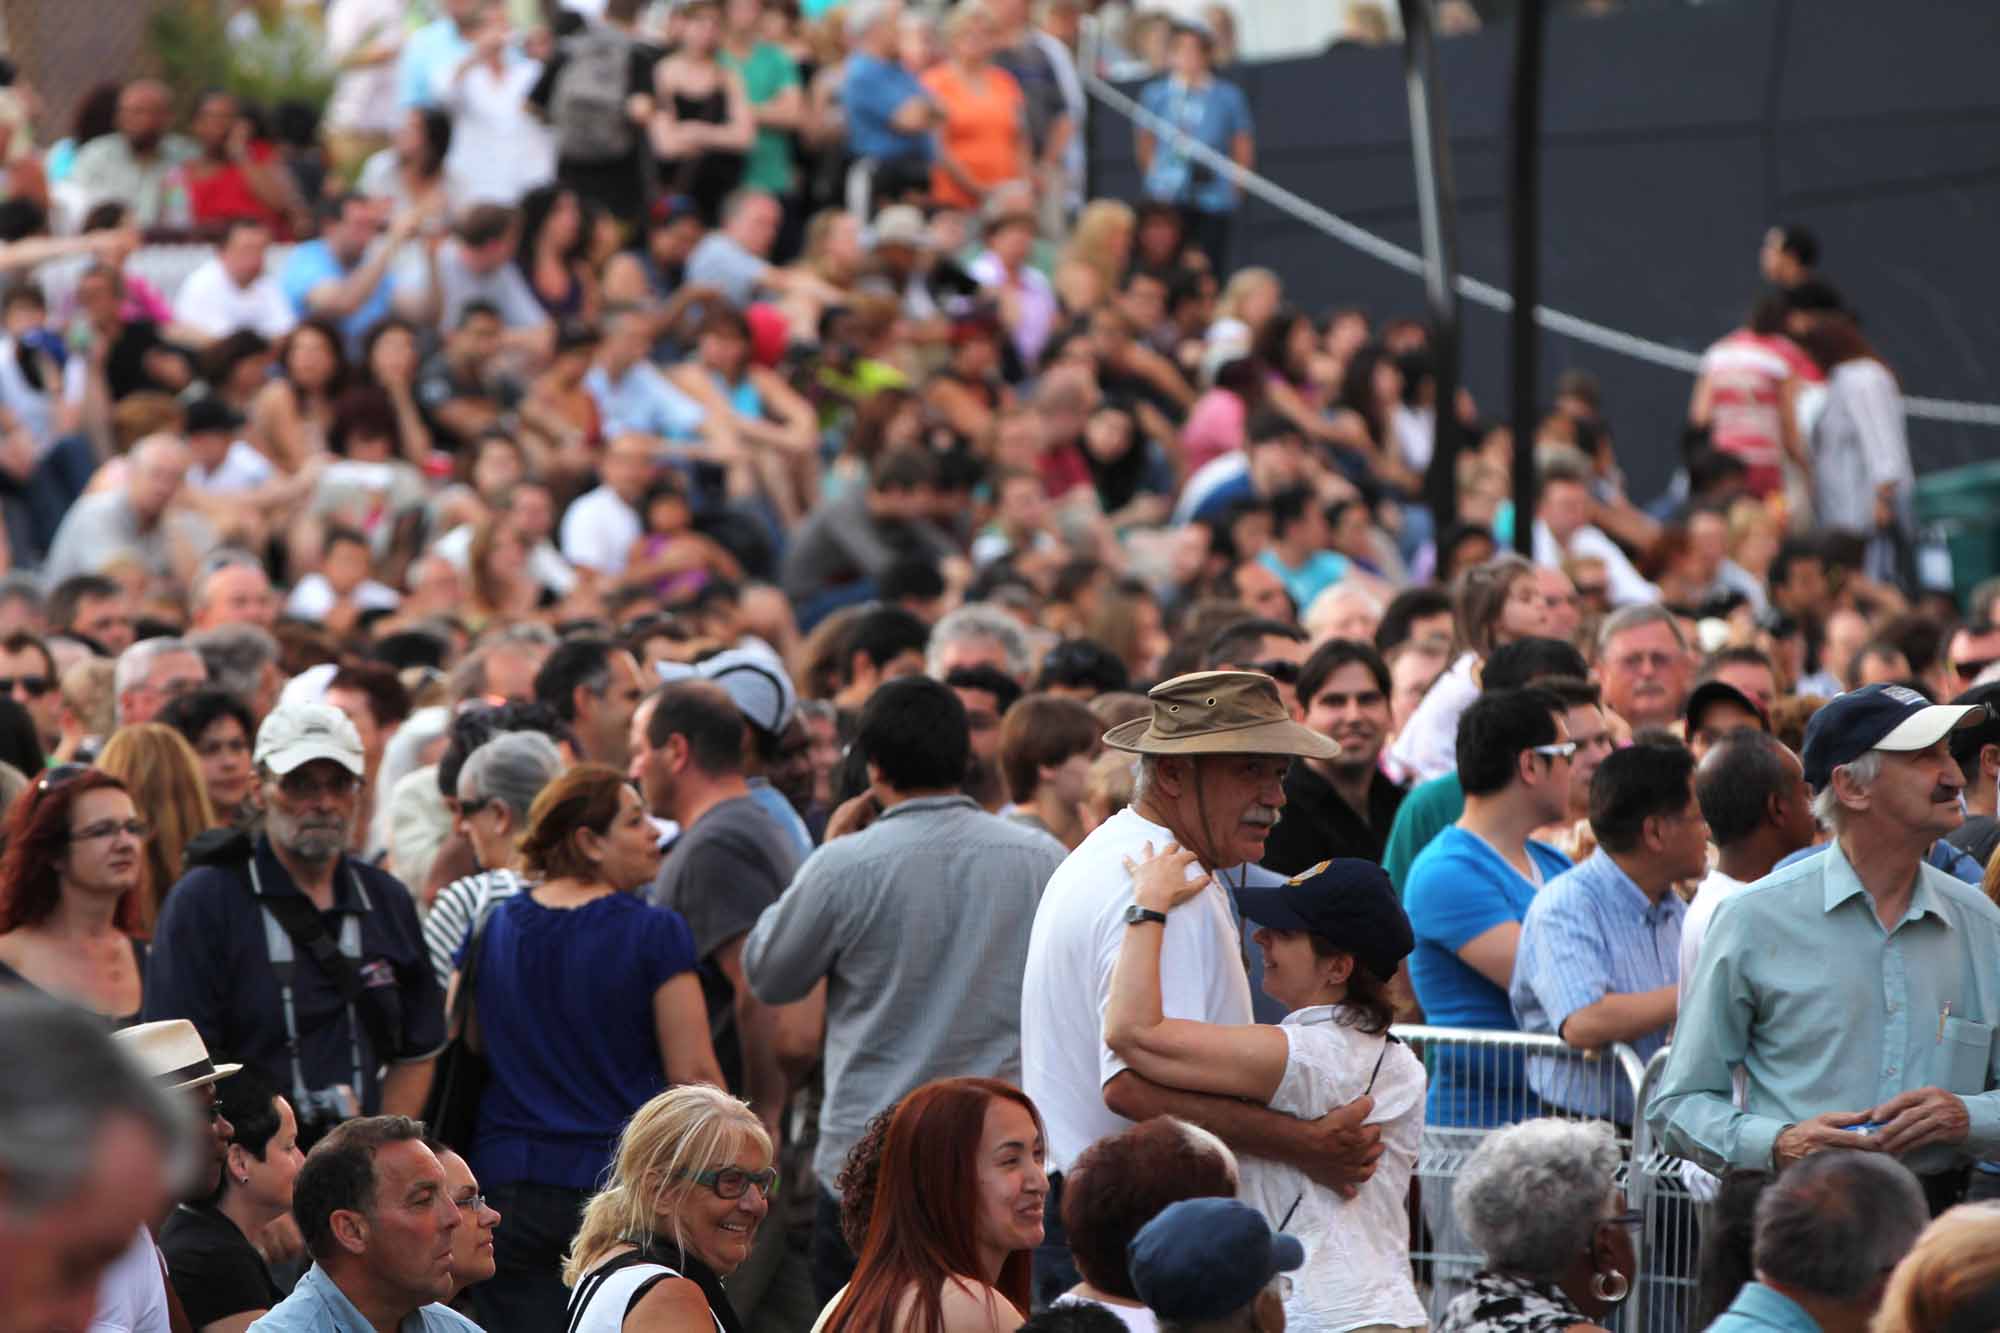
[1128,1198,1303,1322]
[1234,858,1413,982]
[1799,682,1987,790]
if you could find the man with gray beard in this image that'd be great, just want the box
[145,701,445,1146]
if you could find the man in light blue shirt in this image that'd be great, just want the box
[838,0,938,171]
[397,0,480,109]
[1649,683,2000,1179]
[279,195,406,352]
[1512,742,1701,1123]
[251,1115,481,1333]
[1706,1150,1927,1333]
[585,307,708,442]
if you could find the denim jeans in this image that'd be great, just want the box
[473,1181,589,1333]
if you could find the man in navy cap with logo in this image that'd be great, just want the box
[1650,683,2000,1212]
[1127,1197,1301,1333]
[145,701,445,1146]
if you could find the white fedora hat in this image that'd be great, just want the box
[113,1020,242,1091]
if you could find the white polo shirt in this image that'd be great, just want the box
[1020,805,1254,1175]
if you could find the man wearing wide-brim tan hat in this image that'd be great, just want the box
[1019,672,1382,1302]
[89,1020,240,1333]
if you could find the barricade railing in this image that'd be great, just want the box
[1388,1025,1681,1333]
[1629,1044,1703,1333]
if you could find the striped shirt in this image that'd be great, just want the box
[1511,849,1684,1122]
[422,868,529,989]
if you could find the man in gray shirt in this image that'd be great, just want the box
[779,447,958,618]
[744,675,1064,1302]
[640,680,802,1124]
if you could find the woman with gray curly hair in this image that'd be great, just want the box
[1437,1118,1638,1333]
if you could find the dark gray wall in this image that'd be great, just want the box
[1089,0,2000,499]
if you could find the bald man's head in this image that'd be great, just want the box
[127,434,189,523]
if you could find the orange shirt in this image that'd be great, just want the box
[920,62,1027,208]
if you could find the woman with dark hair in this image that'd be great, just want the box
[1107,855,1427,1333]
[1051,1117,1239,1325]
[1331,340,1419,488]
[429,1138,505,1312]
[202,331,276,418]
[648,0,755,224]
[0,768,147,1024]
[159,689,259,830]
[250,316,348,471]
[1079,403,1172,530]
[1178,353,1265,477]
[308,385,429,567]
[818,1077,1049,1333]
[357,107,457,217]
[455,763,723,1331]
[1129,200,1191,278]
[159,1067,302,1329]
[1800,312,1913,585]
[1386,551,1551,784]
[47,80,122,184]
[359,315,436,464]
[514,183,599,324]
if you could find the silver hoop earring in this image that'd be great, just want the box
[1591,1270,1629,1305]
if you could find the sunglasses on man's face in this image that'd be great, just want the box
[0,675,52,698]
[1955,657,2000,682]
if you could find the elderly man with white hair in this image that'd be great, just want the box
[1022,670,1382,1305]
[43,434,216,587]
[1651,683,2000,1202]
[114,637,209,727]
[1303,581,1384,648]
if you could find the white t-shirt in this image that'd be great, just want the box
[1021,806,1255,1174]
[559,484,643,577]
[285,571,403,620]
[433,522,579,596]
[1051,1295,1158,1333]
[1237,1008,1428,1333]
[1384,650,1479,786]
[187,439,275,494]
[171,258,299,341]
[1533,519,1659,609]
[89,1226,171,1333]
[1677,866,1750,1204]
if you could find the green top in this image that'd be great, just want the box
[721,42,801,194]
[1381,771,1465,898]
[1649,839,2000,1174]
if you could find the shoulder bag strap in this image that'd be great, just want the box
[253,869,401,1063]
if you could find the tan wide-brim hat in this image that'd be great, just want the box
[1104,670,1342,760]
[113,1020,242,1091]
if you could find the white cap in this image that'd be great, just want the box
[655,643,799,737]
[254,700,366,777]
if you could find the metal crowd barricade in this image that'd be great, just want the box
[1630,1045,1703,1333]
[1388,1026,1666,1333]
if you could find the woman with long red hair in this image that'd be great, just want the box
[818,1078,1049,1333]
[0,767,150,1026]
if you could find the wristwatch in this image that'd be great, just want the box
[1123,903,1168,928]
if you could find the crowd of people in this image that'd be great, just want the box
[0,1,1993,1332]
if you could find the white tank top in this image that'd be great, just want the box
[566,1253,724,1333]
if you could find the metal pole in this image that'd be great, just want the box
[1507,0,1547,557]
[1397,0,1467,529]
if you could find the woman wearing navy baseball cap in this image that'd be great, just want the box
[1105,849,1427,1333]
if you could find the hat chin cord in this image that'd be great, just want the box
[1187,759,1251,900]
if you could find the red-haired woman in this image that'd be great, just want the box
[0,768,150,1026]
[817,1078,1049,1333]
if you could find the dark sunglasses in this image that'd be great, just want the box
[1955,657,2000,682]
[1247,658,1302,685]
[0,674,51,697]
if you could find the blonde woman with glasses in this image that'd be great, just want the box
[565,1084,776,1333]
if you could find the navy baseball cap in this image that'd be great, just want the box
[1128,1198,1303,1323]
[1233,857,1413,982]
[1799,683,1986,790]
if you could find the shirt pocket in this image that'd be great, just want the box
[1935,1016,1995,1094]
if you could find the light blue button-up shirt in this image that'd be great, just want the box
[1513,848,1684,1123]
[248,1263,483,1333]
[1647,838,2000,1174]
[1707,1281,1825,1333]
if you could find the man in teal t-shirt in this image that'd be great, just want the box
[721,6,803,197]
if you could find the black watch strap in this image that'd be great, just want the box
[1123,903,1168,927]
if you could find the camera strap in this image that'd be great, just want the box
[248,857,392,1111]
